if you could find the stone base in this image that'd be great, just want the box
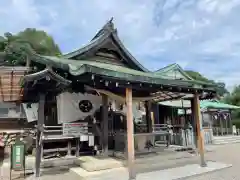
[74,156,123,172]
[71,161,232,180]
[70,166,127,179]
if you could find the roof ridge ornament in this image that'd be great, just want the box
[92,17,115,40]
[104,17,114,32]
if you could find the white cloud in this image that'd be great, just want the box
[1,0,240,90]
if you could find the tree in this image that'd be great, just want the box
[17,28,61,56]
[185,70,228,97]
[0,28,61,66]
[222,85,240,119]
[185,70,209,82]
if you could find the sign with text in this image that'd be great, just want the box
[11,141,25,170]
[63,122,88,136]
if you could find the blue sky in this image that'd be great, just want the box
[1,0,240,90]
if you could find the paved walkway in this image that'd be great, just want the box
[1,143,240,180]
[187,143,240,180]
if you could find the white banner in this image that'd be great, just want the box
[57,92,102,124]
[22,103,38,122]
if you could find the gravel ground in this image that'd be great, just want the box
[1,143,240,180]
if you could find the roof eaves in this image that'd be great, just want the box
[21,68,71,87]
[61,33,110,59]
[30,55,216,92]
[155,63,194,80]
[155,63,177,73]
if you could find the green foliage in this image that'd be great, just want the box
[223,85,240,119]
[17,28,61,56]
[0,28,61,66]
[185,70,209,82]
[185,70,228,97]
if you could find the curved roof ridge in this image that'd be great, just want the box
[155,63,178,73]
[92,17,115,40]
[61,18,149,72]
[155,63,193,80]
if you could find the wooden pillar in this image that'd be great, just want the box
[229,111,233,135]
[220,115,223,136]
[190,99,197,147]
[102,94,108,156]
[225,114,228,135]
[67,141,71,156]
[126,88,136,180]
[35,93,45,177]
[145,101,153,132]
[193,93,207,167]
[76,138,80,157]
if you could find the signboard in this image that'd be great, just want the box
[11,141,25,170]
[63,122,88,136]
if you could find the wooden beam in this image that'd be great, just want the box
[35,93,45,177]
[193,92,207,167]
[126,88,136,179]
[101,94,109,156]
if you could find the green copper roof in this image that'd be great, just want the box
[159,99,240,110]
[30,55,216,91]
[155,63,193,80]
[200,100,240,110]
[61,19,148,72]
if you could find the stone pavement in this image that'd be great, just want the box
[1,143,240,180]
[187,143,240,180]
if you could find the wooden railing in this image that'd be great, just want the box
[34,124,95,158]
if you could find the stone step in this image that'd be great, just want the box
[71,153,201,179]
[74,151,196,172]
[213,136,240,145]
[214,139,240,145]
[214,138,240,142]
[214,136,240,140]
[74,156,123,172]
[71,161,232,180]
